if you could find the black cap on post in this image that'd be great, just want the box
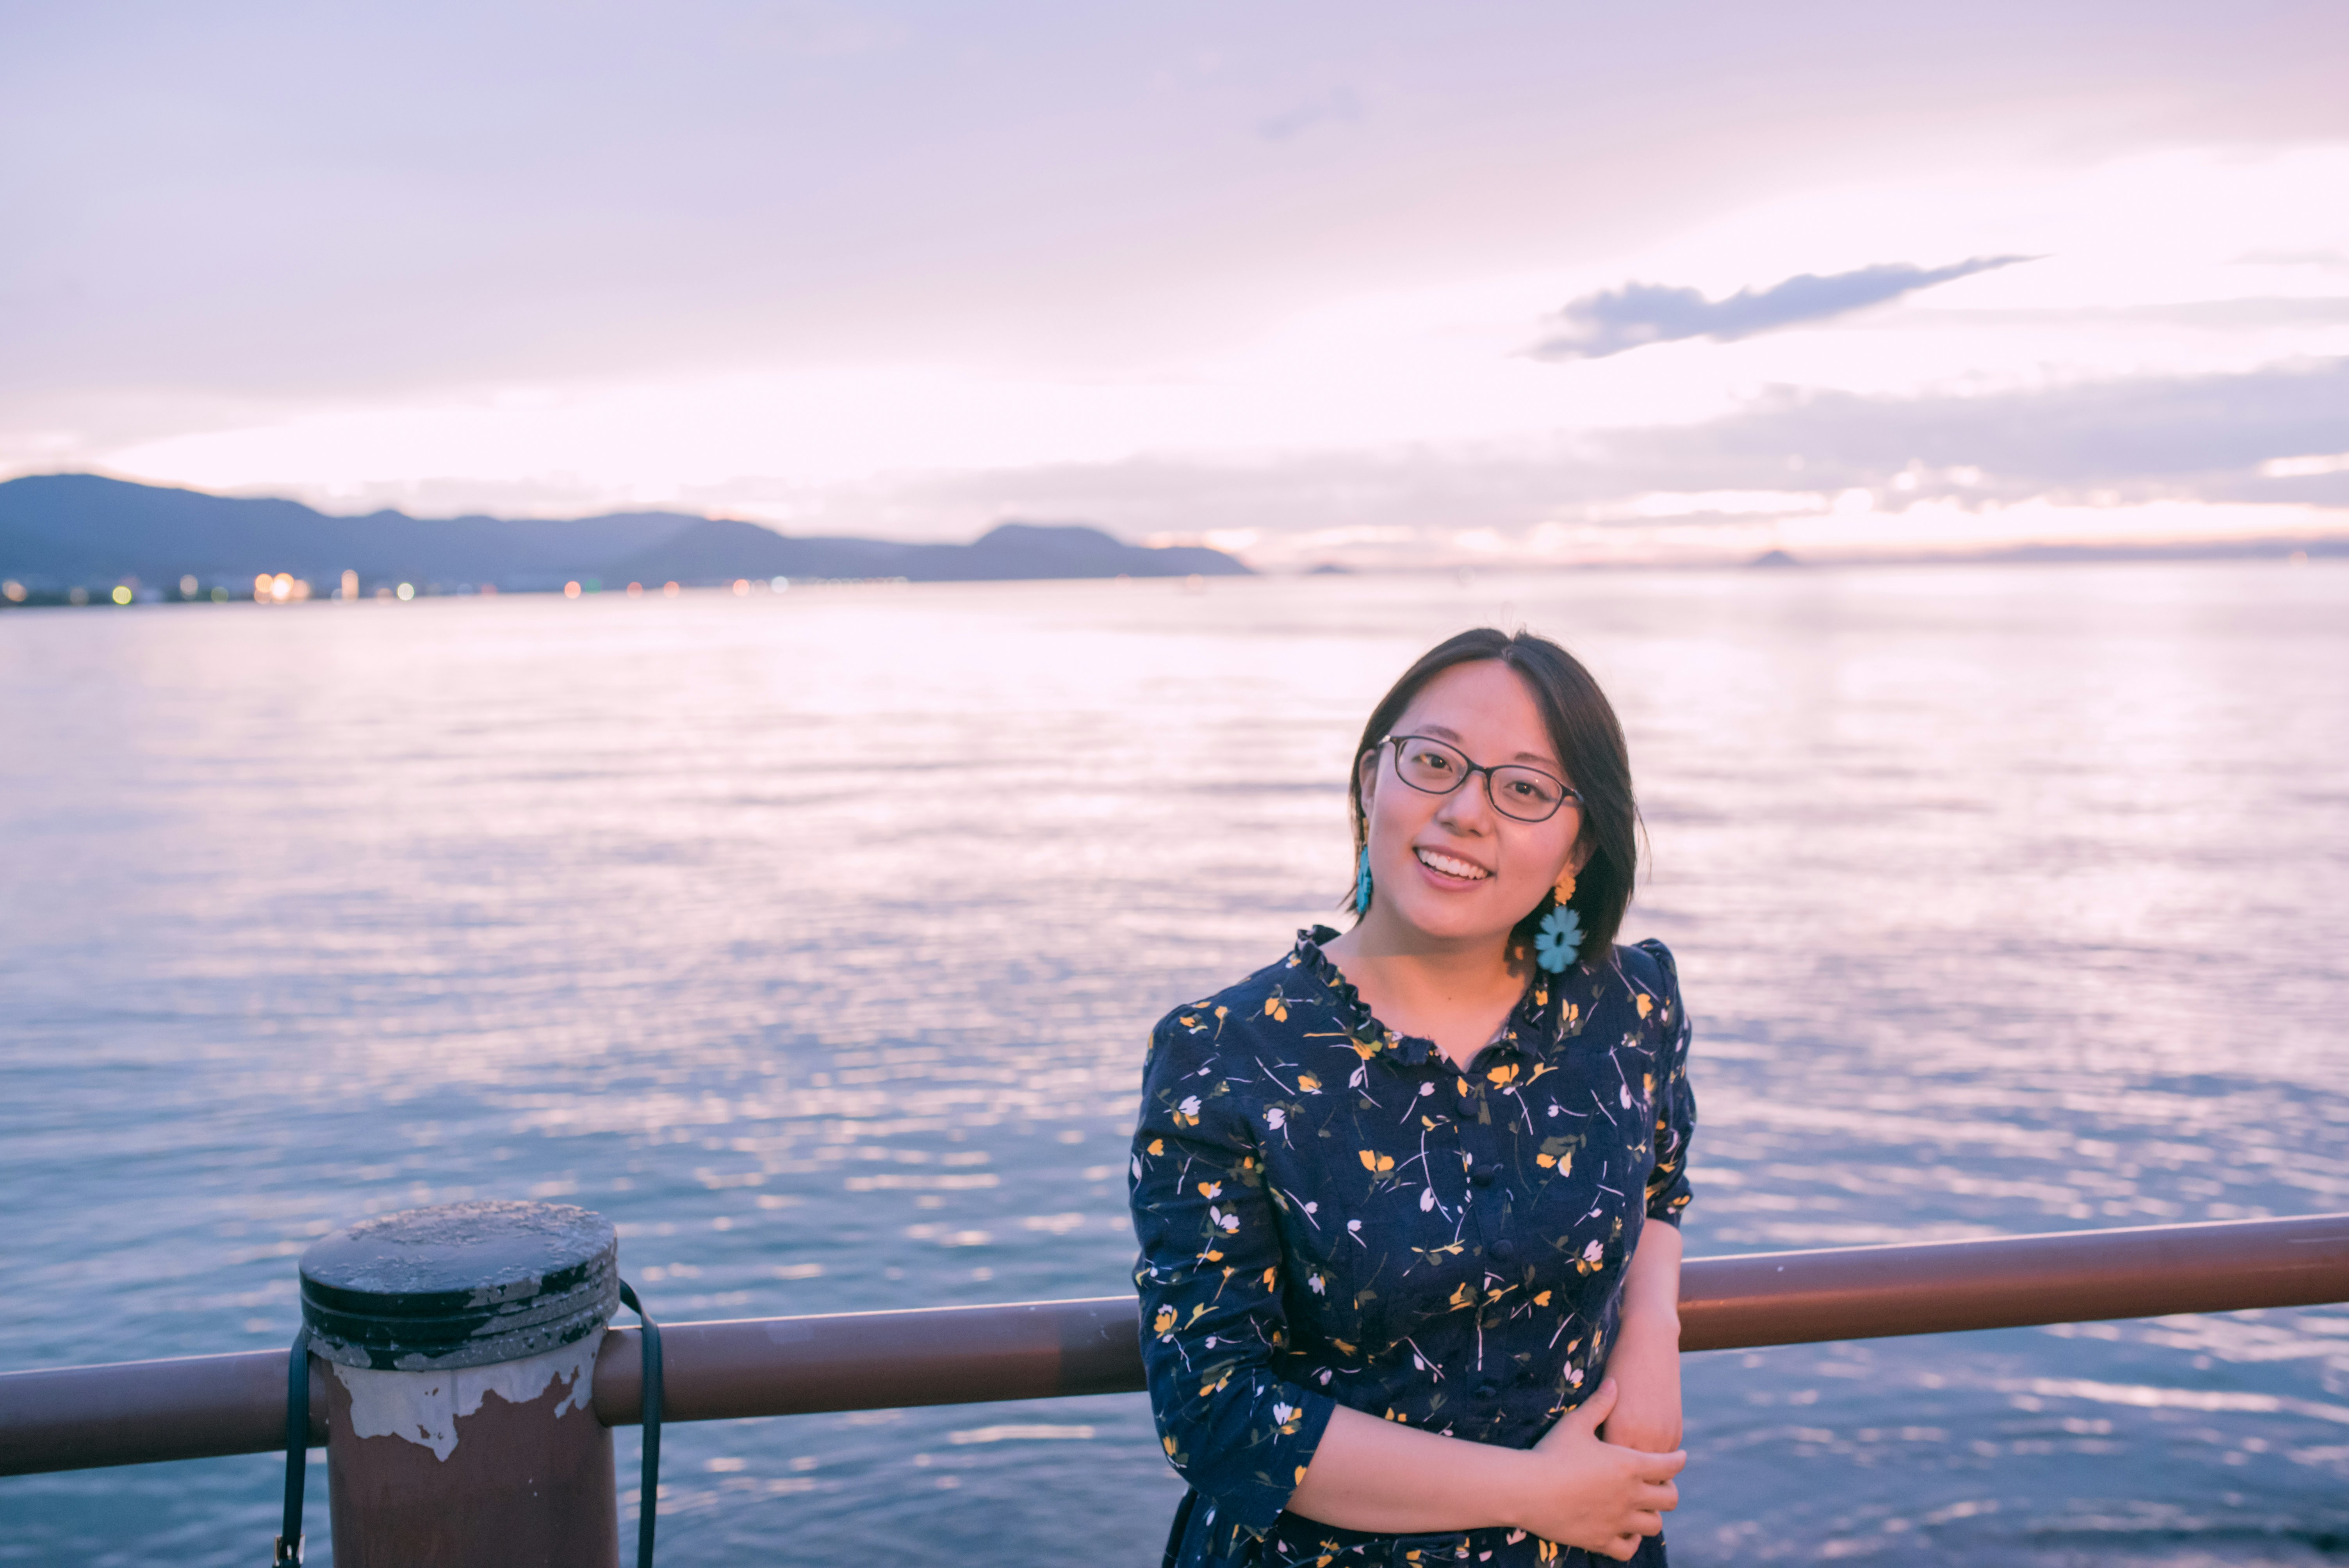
[299,1200,620,1372]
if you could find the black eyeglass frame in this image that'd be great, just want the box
[1376,734,1582,824]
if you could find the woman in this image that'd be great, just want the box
[1130,628,1695,1567]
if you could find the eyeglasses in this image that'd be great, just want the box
[1378,734,1580,823]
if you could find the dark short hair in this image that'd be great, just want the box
[1345,628,1639,965]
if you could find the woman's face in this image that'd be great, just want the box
[1359,659,1585,950]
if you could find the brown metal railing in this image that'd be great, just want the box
[5,1212,2346,1477]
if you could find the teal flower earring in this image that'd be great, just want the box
[1533,870,1583,973]
[1355,846,1374,916]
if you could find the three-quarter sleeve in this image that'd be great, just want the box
[1635,939,1697,1226]
[1129,1012,1335,1544]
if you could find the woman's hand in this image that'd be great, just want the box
[1514,1380,1685,1560]
[1595,1307,1683,1452]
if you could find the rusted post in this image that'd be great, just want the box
[299,1201,622,1568]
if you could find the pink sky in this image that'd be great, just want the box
[5,1,2345,563]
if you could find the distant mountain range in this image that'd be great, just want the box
[0,474,1251,595]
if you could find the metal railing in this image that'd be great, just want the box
[5,1211,2346,1477]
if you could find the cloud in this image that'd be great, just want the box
[1592,356,2349,500]
[767,356,2349,561]
[1531,256,2037,360]
[2234,249,2349,271]
[1256,88,1362,142]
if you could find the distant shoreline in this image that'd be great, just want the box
[0,472,1252,602]
[6,535,2338,611]
[5,471,2342,607]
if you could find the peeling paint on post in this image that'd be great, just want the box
[300,1201,623,1567]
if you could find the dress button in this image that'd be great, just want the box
[1470,1168,1495,1188]
[1490,1239,1517,1262]
[1475,1381,1500,1399]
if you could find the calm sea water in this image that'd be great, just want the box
[4,564,2346,1567]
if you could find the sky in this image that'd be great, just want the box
[4,0,2347,565]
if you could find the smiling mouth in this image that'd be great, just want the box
[1415,847,1490,882]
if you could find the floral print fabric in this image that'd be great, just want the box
[1129,927,1695,1567]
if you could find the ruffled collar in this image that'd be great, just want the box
[1291,925,1579,1071]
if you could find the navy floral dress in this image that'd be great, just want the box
[1129,927,1695,1568]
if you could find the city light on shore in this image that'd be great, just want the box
[252,572,310,604]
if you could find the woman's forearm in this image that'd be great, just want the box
[1618,1221,1682,1328]
[1600,1222,1685,1453]
[1286,1406,1539,1534]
